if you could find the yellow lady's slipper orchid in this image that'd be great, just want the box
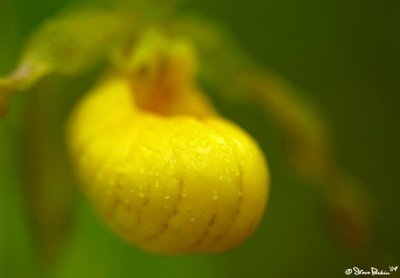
[67,35,269,254]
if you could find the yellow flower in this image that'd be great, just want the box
[67,73,270,254]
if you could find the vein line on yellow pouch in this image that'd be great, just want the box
[143,179,184,243]
[212,130,244,244]
[191,213,217,248]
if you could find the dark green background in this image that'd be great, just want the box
[0,0,399,277]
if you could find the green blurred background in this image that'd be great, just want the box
[0,0,399,277]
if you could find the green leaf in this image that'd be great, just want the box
[23,77,79,268]
[0,7,138,117]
